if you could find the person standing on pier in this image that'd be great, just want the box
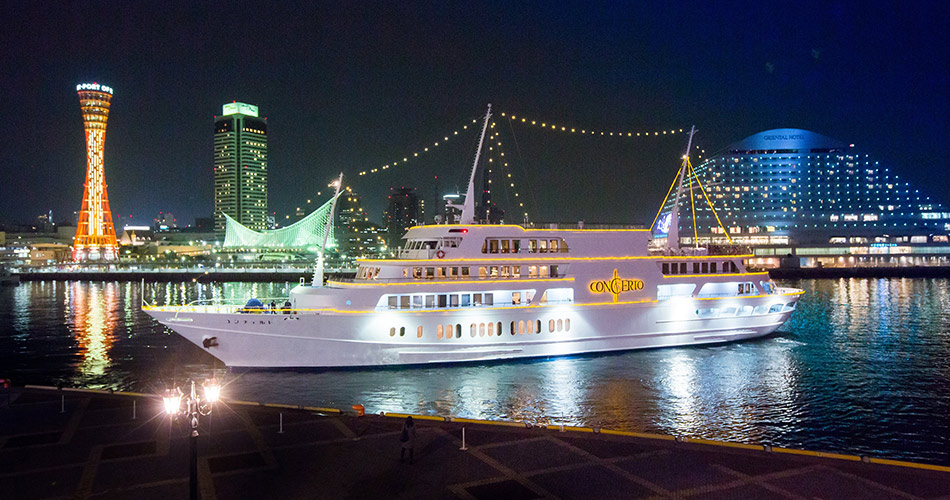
[399,416,416,464]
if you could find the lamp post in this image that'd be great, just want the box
[163,379,219,500]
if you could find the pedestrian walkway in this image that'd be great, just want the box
[1,387,948,499]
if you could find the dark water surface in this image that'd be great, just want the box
[2,278,949,464]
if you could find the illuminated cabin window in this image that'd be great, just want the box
[389,327,396,337]
[549,319,556,332]
[518,321,525,334]
[526,320,534,334]
[565,319,571,331]
[399,327,405,337]
[417,326,423,338]
[470,324,477,337]
[487,322,495,336]
[437,325,443,339]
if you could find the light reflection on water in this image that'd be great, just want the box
[1,278,950,464]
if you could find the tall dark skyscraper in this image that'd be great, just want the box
[213,102,268,234]
[385,187,423,250]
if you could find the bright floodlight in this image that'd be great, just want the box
[163,390,180,415]
[204,379,220,404]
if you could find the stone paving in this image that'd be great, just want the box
[2,388,949,499]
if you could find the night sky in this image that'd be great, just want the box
[1,1,947,228]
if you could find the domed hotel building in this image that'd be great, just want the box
[661,129,950,268]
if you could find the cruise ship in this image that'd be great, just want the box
[143,107,803,368]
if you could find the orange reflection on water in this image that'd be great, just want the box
[68,282,119,379]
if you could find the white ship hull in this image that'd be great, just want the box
[145,289,800,368]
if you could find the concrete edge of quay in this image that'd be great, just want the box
[13,384,950,474]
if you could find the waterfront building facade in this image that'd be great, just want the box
[384,187,423,250]
[73,82,119,261]
[659,129,950,267]
[214,102,268,235]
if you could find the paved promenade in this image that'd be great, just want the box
[2,387,948,499]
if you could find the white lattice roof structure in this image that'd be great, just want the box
[223,196,337,249]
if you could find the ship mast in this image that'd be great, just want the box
[449,104,492,225]
[311,172,344,287]
[666,125,696,251]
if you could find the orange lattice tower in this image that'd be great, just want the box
[73,82,118,261]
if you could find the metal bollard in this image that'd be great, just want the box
[460,426,468,451]
[279,412,284,434]
[132,400,137,420]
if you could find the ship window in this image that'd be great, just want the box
[388,296,397,309]
[481,240,487,253]
[680,263,687,274]
[487,322,494,336]
[413,267,422,279]
[412,295,423,308]
[450,294,459,307]
[739,305,754,316]
[484,293,493,306]
[460,294,471,307]
[501,240,510,253]
[710,262,717,273]
[399,296,410,309]
[473,293,482,306]
[701,262,708,273]
[512,292,521,305]
[470,324,477,337]
[479,323,486,336]
[478,266,488,278]
[551,265,559,278]
[437,324,444,339]
[528,239,538,252]
[438,295,447,308]
[753,305,768,315]
[417,326,423,338]
[448,267,458,278]
[557,319,563,332]
[436,267,445,278]
[461,267,470,278]
[489,239,499,253]
[768,303,783,313]
[536,320,542,333]
[501,266,510,278]
[403,269,409,278]
[496,322,502,338]
[565,318,570,331]
[490,266,499,278]
[512,266,521,278]
[425,295,435,308]
[513,240,522,253]
[540,266,549,277]
[693,262,700,274]
[518,321,525,334]
[549,319,556,332]
[510,321,516,335]
[539,240,548,253]
[399,327,405,337]
[560,240,569,253]
[527,320,534,333]
[389,327,396,337]
[528,265,538,278]
[456,324,462,338]
[662,263,670,274]
[425,267,435,279]
[549,239,558,252]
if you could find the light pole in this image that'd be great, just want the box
[163,379,220,500]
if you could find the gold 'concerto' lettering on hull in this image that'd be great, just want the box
[589,269,644,302]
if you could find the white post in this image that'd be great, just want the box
[61,394,65,413]
[132,400,137,420]
[460,426,468,450]
[312,173,344,287]
[279,412,284,434]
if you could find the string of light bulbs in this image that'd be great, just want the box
[499,111,685,138]
[357,117,479,177]
[486,121,529,222]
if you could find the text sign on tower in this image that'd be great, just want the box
[222,102,259,117]
[76,83,113,94]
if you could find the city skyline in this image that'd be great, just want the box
[0,2,947,228]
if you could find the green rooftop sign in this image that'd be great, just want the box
[222,102,259,117]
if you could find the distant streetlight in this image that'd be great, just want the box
[163,379,220,500]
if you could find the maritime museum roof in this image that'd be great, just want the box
[223,195,338,249]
